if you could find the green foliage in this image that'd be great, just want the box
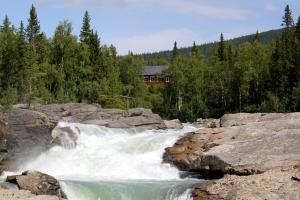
[0,88,18,110]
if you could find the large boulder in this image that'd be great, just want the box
[6,170,67,199]
[163,119,183,129]
[164,113,300,177]
[51,123,79,149]
[0,108,55,171]
[28,104,165,130]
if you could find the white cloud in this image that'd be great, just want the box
[35,0,253,20]
[264,3,277,12]
[35,0,125,9]
[126,0,253,21]
[112,28,199,55]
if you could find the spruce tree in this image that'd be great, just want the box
[296,16,300,41]
[191,41,200,58]
[218,33,226,62]
[26,4,40,43]
[172,41,178,60]
[80,11,91,43]
[16,21,27,99]
[254,30,260,42]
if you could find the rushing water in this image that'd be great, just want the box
[15,123,202,200]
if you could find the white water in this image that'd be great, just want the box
[16,123,202,200]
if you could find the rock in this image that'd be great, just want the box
[292,170,300,181]
[163,119,183,129]
[192,165,300,200]
[6,170,67,199]
[28,104,164,130]
[1,108,55,171]
[196,118,220,128]
[51,124,79,149]
[81,120,109,126]
[0,120,7,138]
[164,113,300,177]
[0,188,59,200]
[0,120,8,167]
[220,112,300,127]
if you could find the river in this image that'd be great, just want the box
[15,123,202,200]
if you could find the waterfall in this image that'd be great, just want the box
[17,123,202,200]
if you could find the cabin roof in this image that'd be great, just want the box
[143,65,168,76]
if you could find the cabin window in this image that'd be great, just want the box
[144,76,149,82]
[150,76,156,82]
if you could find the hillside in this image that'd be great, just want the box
[140,29,282,64]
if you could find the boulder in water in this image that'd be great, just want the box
[6,170,67,199]
[163,119,183,129]
[51,123,79,148]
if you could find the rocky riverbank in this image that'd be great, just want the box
[0,103,167,171]
[0,103,170,199]
[164,113,300,200]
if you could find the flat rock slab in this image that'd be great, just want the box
[192,165,300,200]
[0,188,59,200]
[164,113,300,176]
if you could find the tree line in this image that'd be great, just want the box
[160,5,300,120]
[0,5,299,122]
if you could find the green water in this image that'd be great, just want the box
[61,179,201,200]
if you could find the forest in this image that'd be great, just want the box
[0,5,300,121]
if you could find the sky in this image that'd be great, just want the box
[0,0,300,55]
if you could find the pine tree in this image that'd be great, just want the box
[254,30,260,42]
[0,16,18,90]
[172,41,178,60]
[80,11,91,43]
[26,4,40,43]
[218,33,226,62]
[296,16,300,41]
[15,21,27,99]
[282,5,294,28]
[191,41,201,58]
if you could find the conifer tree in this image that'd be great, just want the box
[218,33,226,62]
[80,11,91,43]
[172,41,178,60]
[15,21,27,98]
[295,16,300,41]
[26,5,40,43]
[254,30,260,42]
[191,41,201,58]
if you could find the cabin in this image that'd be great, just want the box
[142,65,169,86]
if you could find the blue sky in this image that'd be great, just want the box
[0,0,300,55]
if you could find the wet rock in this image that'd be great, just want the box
[51,125,79,149]
[6,170,67,199]
[163,119,183,129]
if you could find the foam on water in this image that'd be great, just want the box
[16,123,202,200]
